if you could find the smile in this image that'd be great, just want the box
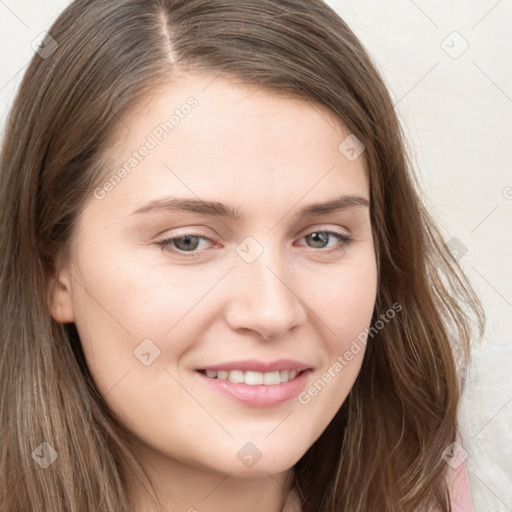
[196,367,312,407]
[198,369,303,385]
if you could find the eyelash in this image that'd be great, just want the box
[155,229,354,257]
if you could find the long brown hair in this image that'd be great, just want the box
[0,1,485,510]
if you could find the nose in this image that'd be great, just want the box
[223,243,307,340]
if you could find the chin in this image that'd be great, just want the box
[213,438,307,478]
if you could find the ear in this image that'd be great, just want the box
[49,265,75,323]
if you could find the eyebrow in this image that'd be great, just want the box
[130,194,369,219]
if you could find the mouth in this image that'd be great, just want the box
[196,368,307,385]
[195,363,312,407]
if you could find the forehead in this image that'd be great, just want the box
[93,72,369,216]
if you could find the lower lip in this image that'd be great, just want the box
[196,370,311,407]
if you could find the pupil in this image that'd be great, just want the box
[308,232,328,248]
[175,236,199,251]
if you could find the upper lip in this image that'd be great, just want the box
[198,359,311,373]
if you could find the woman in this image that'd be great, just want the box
[0,0,484,510]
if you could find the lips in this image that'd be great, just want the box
[195,359,312,407]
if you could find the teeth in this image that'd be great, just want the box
[263,371,281,385]
[217,370,229,380]
[244,371,263,385]
[227,370,245,383]
[203,369,302,385]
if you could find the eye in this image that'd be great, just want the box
[156,233,214,254]
[155,229,354,257]
[297,230,353,253]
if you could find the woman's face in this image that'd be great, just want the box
[51,73,377,481]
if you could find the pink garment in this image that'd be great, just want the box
[446,432,474,512]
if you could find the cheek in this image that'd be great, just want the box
[296,258,377,409]
[68,245,232,400]
[310,256,378,348]
[77,242,232,336]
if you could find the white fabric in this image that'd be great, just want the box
[458,342,512,512]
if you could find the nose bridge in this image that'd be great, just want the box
[225,236,305,338]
